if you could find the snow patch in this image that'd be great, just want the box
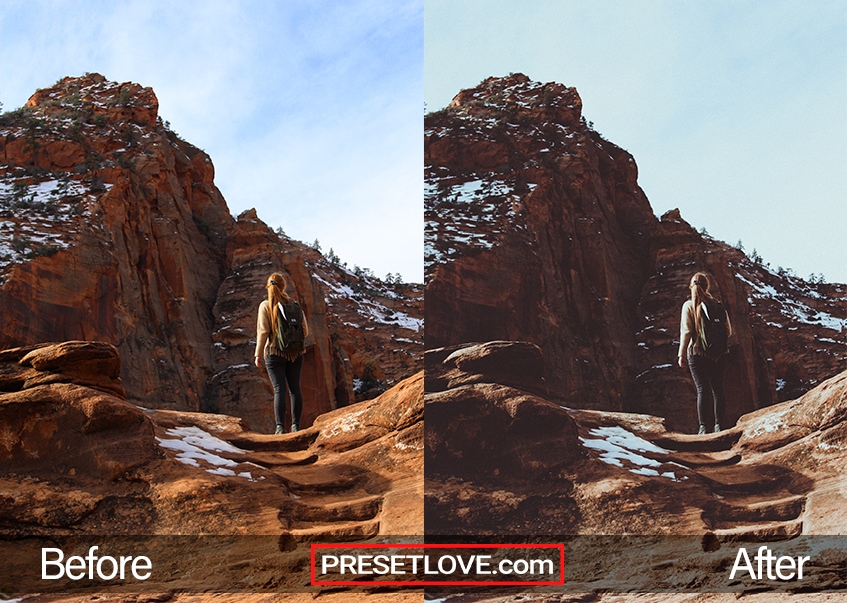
[156,426,257,481]
[735,272,846,333]
[579,426,683,481]
[425,173,534,273]
[322,407,368,438]
[747,406,791,438]
[394,438,422,452]
[313,273,423,332]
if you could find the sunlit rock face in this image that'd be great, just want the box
[1,74,423,431]
[1,341,422,593]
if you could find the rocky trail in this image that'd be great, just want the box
[0,341,423,597]
[670,439,806,540]
[152,367,424,543]
[224,431,387,543]
[606,428,809,540]
[426,341,847,596]
[427,345,847,539]
[565,398,834,540]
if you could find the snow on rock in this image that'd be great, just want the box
[745,405,792,439]
[735,271,847,335]
[425,174,533,274]
[580,426,683,481]
[313,272,422,332]
[321,406,369,439]
[0,176,96,277]
[156,426,259,481]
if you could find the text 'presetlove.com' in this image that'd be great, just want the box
[311,544,564,586]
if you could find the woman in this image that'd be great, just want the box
[255,272,309,434]
[678,272,732,435]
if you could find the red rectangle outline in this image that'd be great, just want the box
[310,543,565,586]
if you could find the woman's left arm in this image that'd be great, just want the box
[255,302,269,367]
[678,301,693,368]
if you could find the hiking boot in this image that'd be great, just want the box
[698,425,707,435]
[274,425,284,435]
[714,423,722,433]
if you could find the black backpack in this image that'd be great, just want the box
[275,301,305,358]
[698,299,729,359]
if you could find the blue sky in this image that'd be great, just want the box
[426,0,847,284]
[0,0,423,283]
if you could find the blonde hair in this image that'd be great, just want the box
[689,272,715,337]
[266,272,293,339]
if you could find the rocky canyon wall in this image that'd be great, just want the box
[425,74,846,431]
[0,74,423,431]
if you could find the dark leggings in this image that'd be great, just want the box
[265,354,304,428]
[688,353,726,428]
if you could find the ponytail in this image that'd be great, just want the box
[266,272,293,339]
[690,272,714,338]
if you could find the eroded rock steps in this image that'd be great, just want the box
[660,432,808,540]
[227,431,385,546]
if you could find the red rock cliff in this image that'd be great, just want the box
[0,74,422,431]
[425,74,846,431]
[1,74,230,412]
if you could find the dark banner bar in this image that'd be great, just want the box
[2,536,326,594]
[426,535,847,594]
[2,535,847,594]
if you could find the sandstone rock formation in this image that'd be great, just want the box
[425,73,846,431]
[308,246,424,400]
[0,341,422,594]
[426,341,847,593]
[0,74,422,432]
